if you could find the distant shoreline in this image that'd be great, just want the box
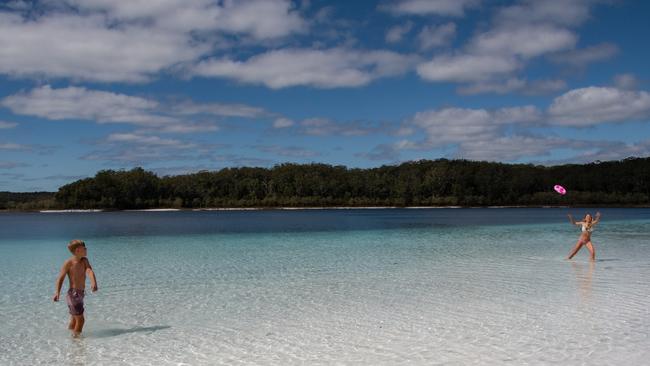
[12,204,646,213]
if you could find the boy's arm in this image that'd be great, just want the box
[53,261,70,302]
[84,258,98,292]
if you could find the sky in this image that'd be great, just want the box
[1,0,649,192]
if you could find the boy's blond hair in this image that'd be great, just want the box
[68,239,86,254]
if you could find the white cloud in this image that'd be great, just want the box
[470,25,577,59]
[0,1,306,82]
[0,142,27,150]
[382,0,480,17]
[66,0,307,40]
[557,140,650,164]
[1,85,268,132]
[0,13,205,82]
[106,133,196,149]
[495,0,593,27]
[1,85,172,126]
[254,145,320,158]
[417,54,519,82]
[549,42,618,66]
[83,132,205,163]
[411,108,495,144]
[492,106,543,124]
[193,48,418,89]
[137,123,219,134]
[356,143,401,162]
[458,78,566,95]
[417,22,456,50]
[273,118,295,128]
[0,161,29,169]
[174,101,268,118]
[548,87,650,126]
[415,0,608,91]
[299,118,388,136]
[65,0,306,38]
[613,73,639,90]
[0,121,18,129]
[385,22,413,43]
[456,136,567,161]
[409,105,541,145]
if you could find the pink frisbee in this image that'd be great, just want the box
[554,184,567,195]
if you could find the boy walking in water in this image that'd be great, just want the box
[53,239,98,337]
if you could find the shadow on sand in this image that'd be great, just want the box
[91,325,171,338]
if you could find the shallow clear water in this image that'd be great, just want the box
[1,208,649,365]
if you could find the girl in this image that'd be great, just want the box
[566,212,601,261]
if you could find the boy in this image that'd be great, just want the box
[53,239,98,337]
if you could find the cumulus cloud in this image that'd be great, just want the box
[273,118,295,128]
[408,105,541,145]
[83,132,203,163]
[458,78,567,95]
[0,142,28,150]
[549,42,618,66]
[415,0,607,93]
[455,136,567,161]
[253,145,321,158]
[613,73,639,90]
[0,161,29,169]
[0,121,18,129]
[1,85,168,125]
[385,104,559,161]
[299,118,388,136]
[174,101,268,119]
[106,133,196,149]
[558,140,650,164]
[417,54,519,82]
[141,123,219,134]
[1,85,269,132]
[382,0,481,17]
[495,0,593,27]
[417,22,456,50]
[64,0,306,38]
[209,155,275,167]
[548,87,650,126]
[385,22,413,43]
[0,0,306,82]
[0,13,206,82]
[192,48,418,89]
[470,24,577,59]
[355,143,402,162]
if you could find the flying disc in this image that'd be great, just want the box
[554,184,566,195]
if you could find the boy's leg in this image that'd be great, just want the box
[72,315,84,336]
[68,316,77,330]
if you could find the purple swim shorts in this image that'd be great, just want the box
[66,288,85,316]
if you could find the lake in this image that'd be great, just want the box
[1,208,649,365]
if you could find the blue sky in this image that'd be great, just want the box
[1,0,649,192]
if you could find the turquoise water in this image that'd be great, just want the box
[1,209,649,365]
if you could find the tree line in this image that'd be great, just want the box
[2,157,650,210]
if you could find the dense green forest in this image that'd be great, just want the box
[2,157,650,210]
[0,191,57,210]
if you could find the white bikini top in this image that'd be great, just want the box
[581,223,593,233]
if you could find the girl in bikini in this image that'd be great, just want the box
[566,212,601,261]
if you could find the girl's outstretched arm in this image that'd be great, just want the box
[593,211,602,225]
[568,214,579,225]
